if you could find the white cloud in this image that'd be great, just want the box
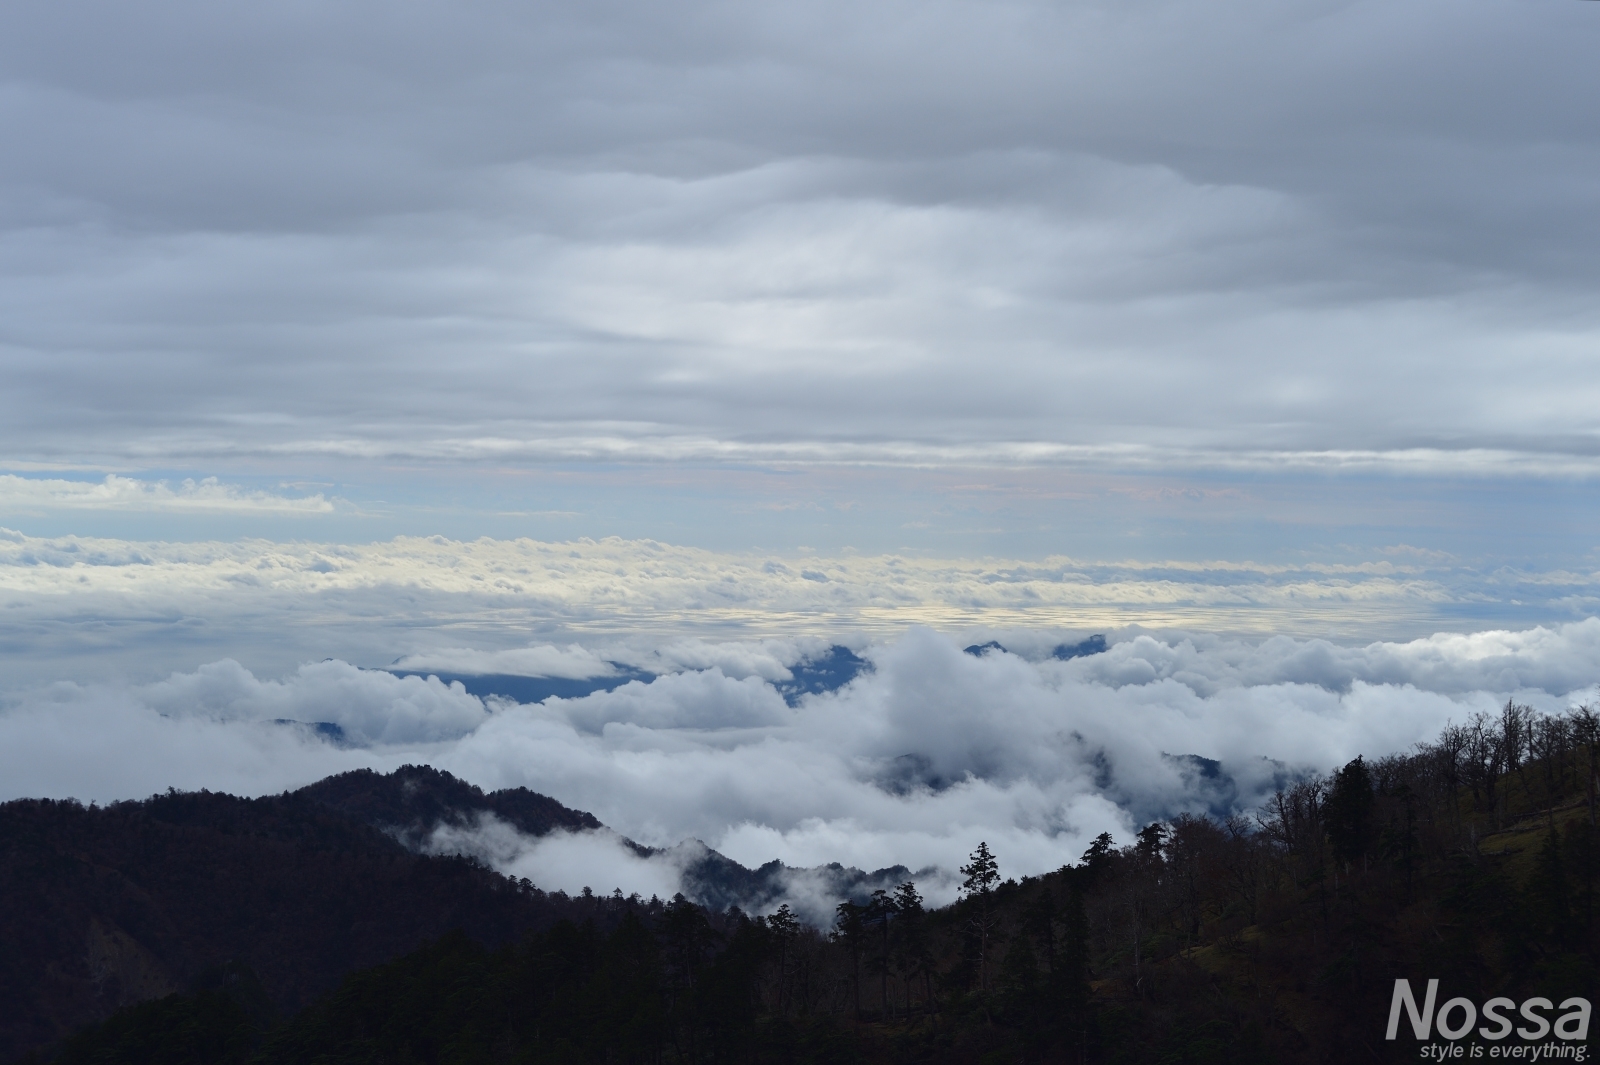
[137,658,490,744]
[617,638,832,683]
[392,644,620,680]
[4,620,1599,912]
[423,817,684,902]
[0,475,333,513]
[0,684,391,803]
[1056,621,1600,698]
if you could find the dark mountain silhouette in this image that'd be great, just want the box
[386,666,655,703]
[0,776,621,1060]
[963,635,1107,660]
[1052,634,1106,659]
[775,645,869,705]
[295,764,604,849]
[302,765,923,913]
[664,838,915,914]
[388,644,867,708]
[0,765,921,1060]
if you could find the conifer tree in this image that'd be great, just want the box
[961,841,1001,993]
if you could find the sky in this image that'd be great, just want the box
[3,0,1600,902]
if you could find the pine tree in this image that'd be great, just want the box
[961,842,1001,994]
[892,881,932,1015]
[833,900,867,1019]
[866,888,898,1019]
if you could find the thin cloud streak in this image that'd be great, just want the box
[0,474,334,513]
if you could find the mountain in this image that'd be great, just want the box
[385,666,655,704]
[962,635,1107,660]
[0,779,609,1060]
[0,765,912,1061]
[298,763,917,916]
[294,764,605,848]
[385,643,870,708]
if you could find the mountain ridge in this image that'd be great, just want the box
[0,765,916,1060]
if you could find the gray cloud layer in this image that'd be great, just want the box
[3,0,1599,474]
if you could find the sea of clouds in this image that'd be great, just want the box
[7,526,1583,691]
[4,620,1599,913]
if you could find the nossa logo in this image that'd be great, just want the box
[1386,980,1592,1043]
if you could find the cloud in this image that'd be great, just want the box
[1059,623,1600,698]
[137,658,489,744]
[1,0,1599,480]
[10,621,1592,911]
[0,475,334,513]
[388,637,833,685]
[392,644,620,681]
[423,817,684,903]
[0,683,390,804]
[10,528,1596,691]
[422,621,1600,897]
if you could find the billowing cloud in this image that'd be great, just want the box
[5,621,1597,912]
[138,658,489,744]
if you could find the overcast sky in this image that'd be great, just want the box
[4,0,1600,491]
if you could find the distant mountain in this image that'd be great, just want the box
[963,635,1107,659]
[386,644,868,708]
[665,839,913,914]
[385,666,655,703]
[773,645,868,705]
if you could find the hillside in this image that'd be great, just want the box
[0,775,617,1059]
[0,765,910,1061]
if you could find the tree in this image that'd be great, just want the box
[1135,822,1167,861]
[658,894,718,993]
[961,842,1002,994]
[1325,756,1375,868]
[1022,884,1058,974]
[1078,832,1115,886]
[962,841,1000,897]
[1573,704,1600,829]
[865,888,898,1018]
[891,881,932,1015]
[1053,879,1093,1063]
[833,900,867,1019]
[766,904,800,1015]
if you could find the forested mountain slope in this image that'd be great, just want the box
[0,766,904,1061]
[0,776,613,1059]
